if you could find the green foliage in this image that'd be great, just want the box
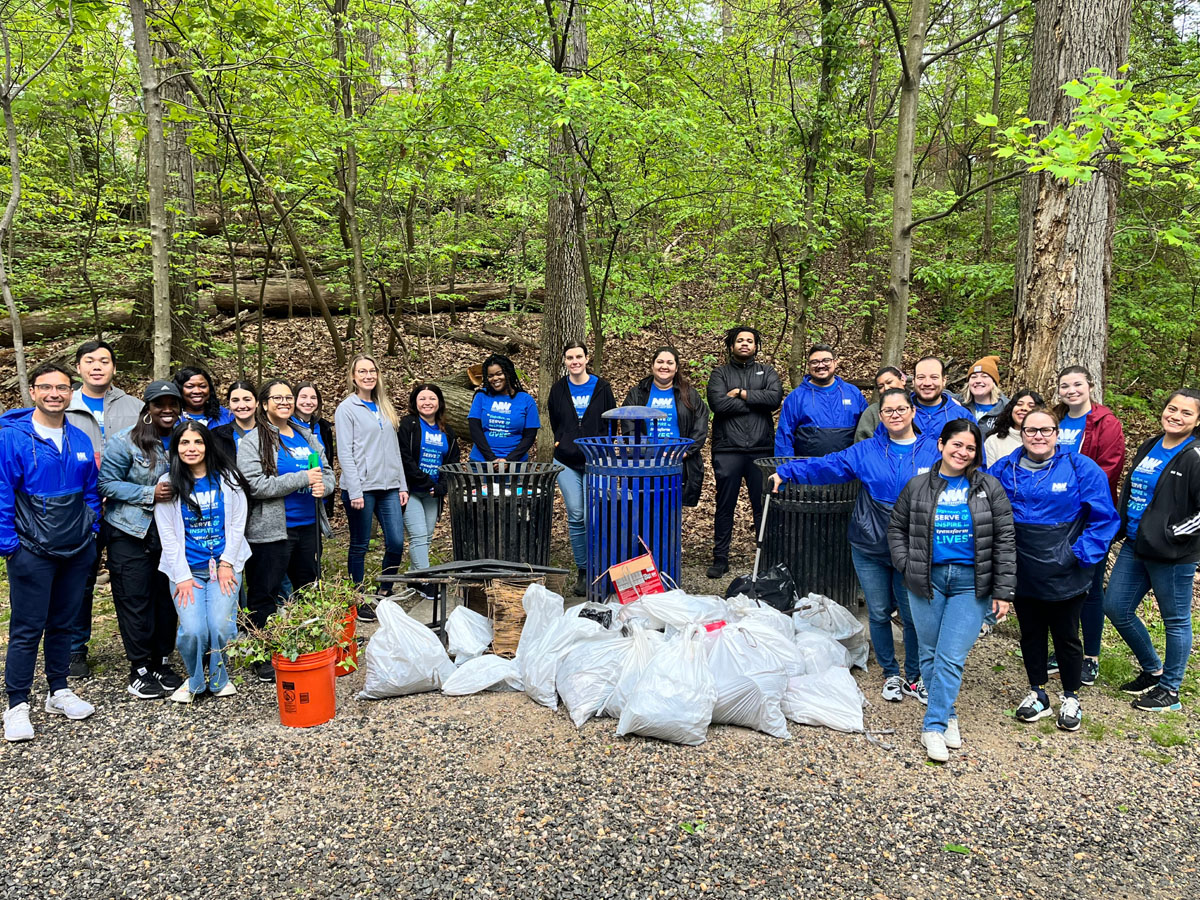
[228,579,357,668]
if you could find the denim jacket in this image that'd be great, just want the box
[98,427,169,539]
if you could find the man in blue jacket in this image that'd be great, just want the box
[775,344,868,458]
[1,363,101,742]
[912,356,972,435]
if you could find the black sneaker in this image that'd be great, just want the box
[254,660,276,683]
[706,560,729,579]
[1120,670,1161,696]
[1046,653,1059,676]
[1131,685,1182,712]
[127,667,167,700]
[356,602,378,623]
[155,659,184,691]
[573,569,588,598]
[69,651,91,679]
[1081,657,1099,686]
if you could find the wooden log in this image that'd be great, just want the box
[210,309,261,336]
[405,319,518,355]
[207,279,543,316]
[1,308,137,348]
[430,371,479,440]
[481,322,539,350]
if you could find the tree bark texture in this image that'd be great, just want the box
[1011,0,1132,399]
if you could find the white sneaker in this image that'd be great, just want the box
[882,674,904,702]
[170,685,198,704]
[921,730,949,762]
[944,716,962,749]
[45,689,94,720]
[3,703,34,742]
[213,682,237,698]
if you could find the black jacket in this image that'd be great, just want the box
[706,357,783,455]
[888,466,1017,602]
[397,414,461,497]
[624,377,711,507]
[547,375,617,471]
[1119,434,1200,563]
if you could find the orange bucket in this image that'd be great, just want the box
[335,606,358,676]
[272,647,337,728]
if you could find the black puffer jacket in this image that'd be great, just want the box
[888,465,1017,602]
[624,376,710,507]
[706,356,783,454]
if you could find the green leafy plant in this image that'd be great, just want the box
[678,820,707,835]
[943,843,971,855]
[228,579,358,669]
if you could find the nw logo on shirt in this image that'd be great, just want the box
[939,486,969,504]
[918,466,931,474]
[842,398,853,406]
[491,401,512,414]
[425,432,445,447]
[288,445,309,460]
[195,489,218,508]
[1059,428,1082,445]
[650,397,674,409]
[1134,457,1164,476]
[75,452,89,462]
[1052,482,1069,492]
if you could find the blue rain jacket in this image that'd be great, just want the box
[0,408,101,558]
[987,447,1120,601]
[775,375,868,458]
[776,431,941,564]
[911,391,973,437]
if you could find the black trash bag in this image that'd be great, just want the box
[725,562,797,612]
[578,604,614,630]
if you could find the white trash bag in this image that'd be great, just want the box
[602,625,669,719]
[618,589,728,630]
[617,626,717,746]
[445,606,493,664]
[792,629,852,674]
[702,622,790,739]
[521,609,606,710]
[726,594,794,642]
[442,654,523,695]
[513,583,564,663]
[782,667,865,733]
[358,600,457,700]
[556,633,632,727]
[792,592,869,670]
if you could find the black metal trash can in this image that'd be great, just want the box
[441,462,562,566]
[755,457,860,608]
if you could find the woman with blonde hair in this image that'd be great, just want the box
[334,354,408,618]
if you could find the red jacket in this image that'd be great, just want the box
[1078,404,1125,501]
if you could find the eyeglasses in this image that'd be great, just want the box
[268,395,294,404]
[32,384,71,394]
[1021,426,1058,437]
[808,357,835,367]
[880,406,911,418]
[355,368,378,375]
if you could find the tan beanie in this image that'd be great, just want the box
[969,355,1000,384]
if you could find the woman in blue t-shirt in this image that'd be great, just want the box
[468,354,540,466]
[173,367,234,429]
[397,382,461,575]
[154,421,252,702]
[1105,389,1200,712]
[889,419,1015,761]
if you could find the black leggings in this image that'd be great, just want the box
[1014,592,1086,694]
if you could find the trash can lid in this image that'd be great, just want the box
[602,405,667,420]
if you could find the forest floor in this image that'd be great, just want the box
[1,306,1196,898]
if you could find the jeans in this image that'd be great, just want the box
[403,493,440,571]
[851,546,920,682]
[1081,559,1109,658]
[107,526,176,671]
[343,489,405,588]
[5,541,96,707]
[1104,543,1197,692]
[172,570,241,693]
[712,451,765,562]
[557,466,587,570]
[245,524,321,629]
[907,564,989,733]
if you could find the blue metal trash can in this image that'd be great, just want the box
[576,407,694,603]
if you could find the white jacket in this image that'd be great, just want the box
[154,474,252,585]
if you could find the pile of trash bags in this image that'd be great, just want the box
[357,584,868,746]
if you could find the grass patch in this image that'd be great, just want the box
[1138,748,1173,765]
[1037,719,1057,735]
[1085,718,1109,742]
[1149,713,1189,749]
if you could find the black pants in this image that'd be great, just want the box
[70,532,104,656]
[1014,592,1085,694]
[245,524,320,629]
[107,526,176,672]
[712,451,765,563]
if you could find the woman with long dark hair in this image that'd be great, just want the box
[1105,389,1200,712]
[212,379,257,456]
[237,379,334,682]
[889,419,1015,761]
[154,421,251,702]
[983,390,1045,467]
[397,383,461,577]
[548,342,617,595]
[97,380,185,700]
[468,354,540,466]
[173,367,233,429]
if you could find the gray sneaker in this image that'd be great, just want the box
[881,674,903,702]
[3,703,34,742]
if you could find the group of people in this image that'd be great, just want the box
[2,331,1196,760]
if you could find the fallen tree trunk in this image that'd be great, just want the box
[430,371,479,441]
[481,322,539,350]
[210,309,261,336]
[1,308,137,347]
[406,320,519,355]
[208,280,543,316]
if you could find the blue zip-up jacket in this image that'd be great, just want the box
[776,431,940,564]
[0,409,101,558]
[987,447,1120,601]
[911,391,973,437]
[775,375,868,458]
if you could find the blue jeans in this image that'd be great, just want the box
[557,466,587,570]
[1081,559,1108,658]
[1103,543,1197,692]
[403,493,440,571]
[907,564,989,733]
[851,546,920,682]
[172,570,240,693]
[343,489,405,589]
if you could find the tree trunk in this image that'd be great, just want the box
[981,20,1005,354]
[1011,0,1132,398]
[882,0,931,368]
[0,93,31,403]
[860,16,883,346]
[130,0,172,378]
[538,0,590,461]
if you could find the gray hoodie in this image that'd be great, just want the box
[66,384,142,457]
[334,394,407,500]
[237,422,335,543]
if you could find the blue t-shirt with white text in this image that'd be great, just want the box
[567,375,596,421]
[278,430,317,527]
[647,386,680,440]
[932,475,974,564]
[468,391,540,461]
[1127,437,1192,539]
[1058,413,1087,454]
[81,394,106,437]
[182,474,226,575]
[419,419,450,484]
